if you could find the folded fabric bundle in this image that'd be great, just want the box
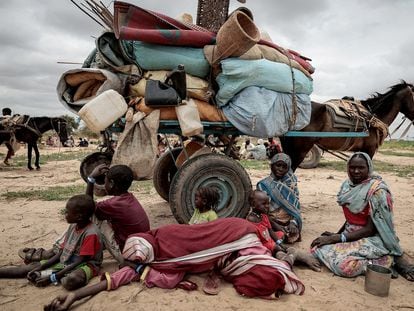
[120,41,210,78]
[216,58,313,107]
[114,1,215,47]
[221,86,311,137]
[57,68,123,114]
[129,70,211,102]
[134,97,227,122]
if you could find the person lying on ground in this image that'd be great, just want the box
[257,153,302,243]
[189,186,219,224]
[86,164,150,264]
[0,194,102,290]
[311,152,414,281]
[44,218,308,311]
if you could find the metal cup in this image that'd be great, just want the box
[364,264,392,297]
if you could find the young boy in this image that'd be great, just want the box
[0,194,102,290]
[86,164,150,263]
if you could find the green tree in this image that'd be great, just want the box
[59,114,79,135]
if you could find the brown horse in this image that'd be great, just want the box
[0,116,69,170]
[280,81,414,170]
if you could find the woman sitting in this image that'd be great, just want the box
[311,152,403,277]
[256,153,302,244]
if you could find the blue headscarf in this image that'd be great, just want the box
[257,153,302,228]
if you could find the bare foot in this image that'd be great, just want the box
[276,251,294,266]
[287,247,321,272]
[395,252,414,282]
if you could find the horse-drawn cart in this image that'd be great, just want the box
[80,119,369,224]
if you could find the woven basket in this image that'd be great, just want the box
[214,11,260,63]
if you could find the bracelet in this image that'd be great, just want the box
[290,219,298,226]
[340,233,347,243]
[87,176,96,184]
[49,273,59,285]
[135,264,144,274]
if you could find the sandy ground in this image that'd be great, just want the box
[0,145,413,311]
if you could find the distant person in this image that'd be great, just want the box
[1,107,15,165]
[240,138,255,159]
[249,139,267,160]
[86,164,150,263]
[189,187,219,225]
[0,194,103,290]
[65,136,74,147]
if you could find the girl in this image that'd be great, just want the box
[246,190,285,255]
[189,187,219,224]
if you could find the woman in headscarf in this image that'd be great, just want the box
[256,153,301,244]
[311,152,403,277]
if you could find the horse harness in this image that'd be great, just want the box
[324,99,388,151]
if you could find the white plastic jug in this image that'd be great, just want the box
[78,90,128,133]
[175,98,203,136]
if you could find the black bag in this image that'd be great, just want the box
[145,79,181,107]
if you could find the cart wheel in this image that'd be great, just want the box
[169,153,252,224]
[298,145,322,169]
[153,148,182,201]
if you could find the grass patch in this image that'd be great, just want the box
[2,184,85,201]
[1,150,92,167]
[381,140,414,151]
[378,150,414,157]
[319,159,414,177]
[240,160,269,170]
[130,180,154,194]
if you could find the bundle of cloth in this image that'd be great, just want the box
[106,217,305,298]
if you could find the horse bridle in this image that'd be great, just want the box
[50,118,67,140]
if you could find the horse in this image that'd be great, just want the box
[0,116,69,170]
[280,81,414,170]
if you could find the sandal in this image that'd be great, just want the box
[395,252,414,282]
[202,271,221,295]
[177,280,198,291]
[18,247,47,264]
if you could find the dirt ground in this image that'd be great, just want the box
[0,145,413,311]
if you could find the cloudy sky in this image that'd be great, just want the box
[0,0,413,135]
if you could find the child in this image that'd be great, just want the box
[86,164,150,263]
[247,190,321,270]
[188,186,219,224]
[0,194,102,290]
[246,190,286,255]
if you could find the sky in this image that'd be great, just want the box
[0,0,413,137]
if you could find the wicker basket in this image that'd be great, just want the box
[213,11,260,63]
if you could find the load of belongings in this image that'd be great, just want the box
[57,1,315,179]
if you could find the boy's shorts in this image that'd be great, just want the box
[40,260,95,282]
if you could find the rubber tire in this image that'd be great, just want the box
[79,152,113,184]
[298,145,322,169]
[169,153,252,224]
[153,148,182,202]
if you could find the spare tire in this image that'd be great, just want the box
[153,148,182,202]
[80,152,113,196]
[169,153,252,224]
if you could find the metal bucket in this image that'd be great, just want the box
[364,264,392,297]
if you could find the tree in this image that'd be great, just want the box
[59,114,79,135]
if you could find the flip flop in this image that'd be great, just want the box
[18,248,46,264]
[202,271,221,295]
[177,280,198,291]
[18,248,36,264]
